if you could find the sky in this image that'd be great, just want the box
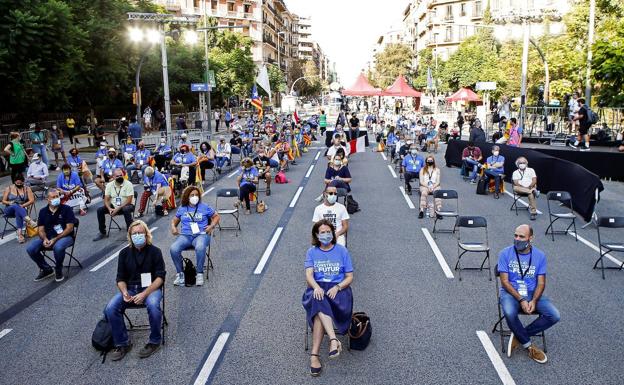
[285,0,408,87]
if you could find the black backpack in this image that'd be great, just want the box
[183,257,196,286]
[346,194,360,214]
[476,176,488,195]
[586,107,599,125]
[155,204,164,216]
[92,318,114,363]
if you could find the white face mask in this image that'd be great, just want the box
[326,194,337,204]
[492,151,499,156]
[189,196,200,206]
[100,145,105,149]
[334,159,342,166]
[518,163,527,170]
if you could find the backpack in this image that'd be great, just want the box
[586,107,598,125]
[476,176,488,195]
[275,170,288,184]
[154,204,164,216]
[492,112,500,124]
[183,257,196,286]
[346,194,360,214]
[92,318,114,363]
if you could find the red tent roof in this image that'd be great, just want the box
[341,73,382,96]
[382,75,422,97]
[446,87,481,102]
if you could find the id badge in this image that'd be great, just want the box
[114,197,122,207]
[190,222,200,235]
[57,140,62,145]
[517,280,528,297]
[139,159,144,166]
[428,181,433,188]
[53,224,63,235]
[140,273,152,288]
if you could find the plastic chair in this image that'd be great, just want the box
[593,216,624,279]
[544,191,577,241]
[455,216,491,281]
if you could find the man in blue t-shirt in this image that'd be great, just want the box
[401,144,425,195]
[485,145,506,198]
[497,224,560,364]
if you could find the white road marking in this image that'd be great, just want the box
[380,152,387,161]
[476,331,516,385]
[193,332,231,385]
[398,186,415,209]
[305,165,314,178]
[253,227,283,275]
[387,164,398,179]
[0,233,17,246]
[90,227,157,272]
[227,169,240,178]
[421,228,454,279]
[202,187,215,197]
[289,187,304,208]
[569,232,624,266]
[314,151,321,161]
[503,190,543,215]
[89,197,102,205]
[0,329,12,340]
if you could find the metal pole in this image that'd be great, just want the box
[135,51,148,131]
[160,26,172,143]
[203,6,212,133]
[519,18,530,130]
[585,0,596,105]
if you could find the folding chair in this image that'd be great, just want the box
[336,188,348,206]
[1,207,18,239]
[593,216,624,279]
[432,190,459,236]
[42,218,82,276]
[123,285,168,345]
[455,216,491,281]
[510,188,530,215]
[183,242,214,277]
[491,267,547,354]
[215,188,241,235]
[108,191,138,236]
[544,191,577,242]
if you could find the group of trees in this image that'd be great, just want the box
[370,0,623,107]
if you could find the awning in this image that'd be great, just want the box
[382,75,422,97]
[446,87,481,102]
[341,73,382,96]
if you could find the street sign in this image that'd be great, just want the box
[476,82,497,91]
[191,83,211,92]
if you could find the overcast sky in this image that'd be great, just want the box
[285,0,408,87]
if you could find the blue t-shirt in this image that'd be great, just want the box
[387,133,398,145]
[486,155,505,173]
[95,148,107,158]
[67,155,83,170]
[402,154,425,173]
[128,122,141,139]
[56,172,83,191]
[240,167,259,187]
[135,149,151,165]
[101,158,123,176]
[37,204,76,240]
[173,152,197,165]
[498,245,547,295]
[156,144,172,155]
[304,245,354,283]
[122,143,136,154]
[143,171,168,193]
[175,203,216,236]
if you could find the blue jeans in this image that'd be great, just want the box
[463,158,481,181]
[485,169,504,193]
[500,290,560,347]
[231,146,241,155]
[32,144,49,165]
[269,159,279,168]
[27,236,74,272]
[215,156,228,169]
[104,286,162,347]
[170,233,210,274]
[242,143,253,157]
[4,204,27,230]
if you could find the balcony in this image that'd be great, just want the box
[164,1,181,11]
[472,9,483,20]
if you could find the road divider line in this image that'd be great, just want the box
[421,228,454,279]
[289,187,304,208]
[314,151,321,161]
[476,330,516,385]
[569,231,624,266]
[227,169,239,178]
[387,164,397,179]
[193,332,230,385]
[380,152,387,161]
[253,227,283,275]
[398,186,415,209]
[89,197,102,205]
[0,233,17,246]
[202,187,215,197]
[503,190,543,214]
[305,165,315,178]
[90,227,157,272]
[0,329,12,340]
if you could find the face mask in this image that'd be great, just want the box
[410,149,418,155]
[492,151,499,156]
[35,160,41,164]
[108,154,115,159]
[63,171,70,176]
[189,196,200,206]
[326,194,337,204]
[100,146,105,150]
[426,160,434,165]
[514,239,530,251]
[160,141,166,145]
[318,232,333,246]
[518,163,527,170]
[51,197,61,207]
[115,176,124,184]
[131,233,146,248]
[334,160,342,166]
[15,183,24,188]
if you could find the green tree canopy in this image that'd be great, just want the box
[373,43,415,88]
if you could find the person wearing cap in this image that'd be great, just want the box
[154,138,172,171]
[236,157,259,215]
[95,148,123,193]
[94,168,136,241]
[215,137,231,173]
[137,166,171,217]
[177,133,192,152]
[121,137,137,162]
[49,124,66,170]
[170,144,197,186]
[57,163,88,216]
[29,124,49,166]
[26,153,49,191]
[68,147,94,195]
[95,142,108,159]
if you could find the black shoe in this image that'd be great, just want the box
[406,188,412,196]
[418,211,424,219]
[110,344,132,361]
[138,343,161,358]
[436,214,443,220]
[34,268,54,282]
[494,193,500,199]
[266,188,271,196]
[309,353,322,377]
[93,232,108,241]
[55,270,64,282]
[530,213,537,221]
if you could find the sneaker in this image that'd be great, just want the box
[93,232,108,241]
[527,345,548,364]
[196,273,204,286]
[138,343,161,359]
[173,272,185,286]
[507,333,520,357]
[580,146,590,152]
[34,268,54,282]
[135,212,144,219]
[436,214,443,220]
[470,179,477,184]
[55,270,64,282]
[418,211,424,219]
[109,344,132,361]
[568,142,578,149]
[530,213,537,221]
[79,209,87,216]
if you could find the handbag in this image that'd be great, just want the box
[26,223,38,238]
[476,176,488,195]
[256,200,267,213]
[348,312,372,350]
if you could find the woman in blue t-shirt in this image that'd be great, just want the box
[169,186,220,287]
[302,219,354,377]
[236,158,259,215]
[324,153,352,192]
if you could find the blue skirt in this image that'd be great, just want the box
[302,281,353,334]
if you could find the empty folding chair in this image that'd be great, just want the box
[43,218,82,277]
[215,188,241,234]
[432,190,459,236]
[510,188,530,215]
[123,285,168,345]
[544,191,577,241]
[455,216,491,281]
[593,216,624,279]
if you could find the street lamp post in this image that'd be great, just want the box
[585,0,596,105]
[290,75,321,96]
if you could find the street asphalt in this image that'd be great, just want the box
[0,134,623,385]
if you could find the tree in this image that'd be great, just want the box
[296,60,322,97]
[373,43,415,88]
[208,30,255,105]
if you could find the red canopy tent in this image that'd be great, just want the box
[382,75,422,97]
[341,73,382,96]
[446,87,481,102]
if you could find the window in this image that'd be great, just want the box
[244,4,251,14]
[445,5,453,20]
[433,32,439,44]
[459,25,467,39]
[474,1,482,16]
[227,2,234,12]
[445,26,452,42]
[211,0,217,10]
[228,21,235,27]
[194,0,200,8]
[460,3,466,16]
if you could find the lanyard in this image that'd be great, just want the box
[427,168,434,181]
[188,205,200,222]
[70,155,79,165]
[514,248,532,279]
[519,170,525,180]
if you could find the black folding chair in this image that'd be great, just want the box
[123,285,168,345]
[432,190,459,236]
[545,191,577,242]
[215,188,241,235]
[491,267,547,354]
[510,187,530,215]
[42,218,82,276]
[108,191,138,236]
[593,216,624,279]
[1,207,18,238]
[183,242,214,276]
[455,216,491,281]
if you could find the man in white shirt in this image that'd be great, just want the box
[326,134,349,161]
[512,156,539,220]
[312,185,350,246]
[26,153,49,190]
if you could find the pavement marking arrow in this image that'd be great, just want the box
[476,330,516,385]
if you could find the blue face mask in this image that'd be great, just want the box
[514,239,530,251]
[318,232,333,246]
[132,233,146,248]
[50,198,61,207]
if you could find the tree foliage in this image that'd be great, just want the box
[373,43,415,88]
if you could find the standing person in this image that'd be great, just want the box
[319,110,327,136]
[507,117,523,147]
[571,97,591,151]
[29,124,49,166]
[312,186,350,246]
[49,124,66,170]
[456,112,465,138]
[128,117,141,141]
[93,168,136,241]
[214,109,220,132]
[2,174,36,243]
[66,115,78,144]
[175,114,187,131]
[143,106,153,132]
[117,118,128,144]
[348,112,360,141]
[418,155,442,219]
[567,92,579,134]
[498,224,560,364]
[225,109,232,131]
[4,132,27,182]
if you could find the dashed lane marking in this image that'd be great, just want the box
[227,169,240,178]
[202,187,215,197]
[193,332,231,385]
[380,152,387,161]
[305,165,314,178]
[314,151,321,161]
[253,227,284,275]
[387,164,397,178]
[399,186,415,209]
[289,187,304,208]
[0,329,12,340]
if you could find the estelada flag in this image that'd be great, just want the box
[294,110,300,124]
[303,133,311,146]
[167,177,177,209]
[251,84,263,120]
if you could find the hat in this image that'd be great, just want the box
[108,147,117,153]
[32,153,40,160]
[181,133,188,138]
[100,142,107,146]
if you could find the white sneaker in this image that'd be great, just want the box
[196,273,204,286]
[173,272,185,286]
